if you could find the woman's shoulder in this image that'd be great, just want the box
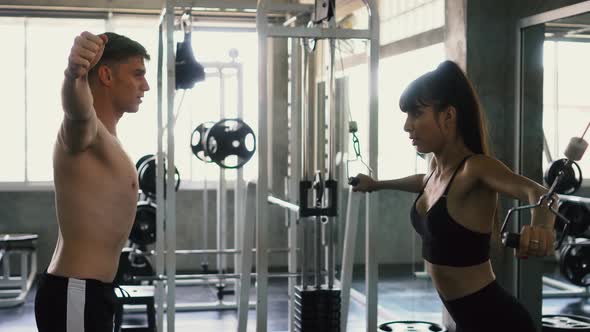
[464,154,510,177]
[466,153,492,164]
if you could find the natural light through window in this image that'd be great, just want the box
[543,41,590,178]
[0,15,258,186]
[0,17,26,182]
[378,43,444,179]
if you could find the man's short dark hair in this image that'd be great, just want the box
[89,32,150,76]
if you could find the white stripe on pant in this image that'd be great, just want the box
[67,278,86,332]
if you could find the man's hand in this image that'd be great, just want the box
[65,32,108,79]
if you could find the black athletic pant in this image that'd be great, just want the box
[442,281,537,332]
[35,272,117,332]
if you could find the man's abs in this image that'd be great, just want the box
[50,124,139,282]
[48,237,125,282]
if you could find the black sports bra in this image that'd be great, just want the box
[410,155,491,267]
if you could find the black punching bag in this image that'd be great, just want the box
[175,13,205,90]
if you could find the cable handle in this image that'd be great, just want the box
[501,194,571,250]
[348,176,360,186]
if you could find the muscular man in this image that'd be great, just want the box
[35,31,150,332]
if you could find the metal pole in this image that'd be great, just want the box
[235,62,245,276]
[336,77,350,278]
[237,183,256,332]
[305,44,316,181]
[138,248,292,256]
[218,67,227,284]
[315,73,326,290]
[302,39,317,290]
[328,22,337,180]
[163,1,177,330]
[327,216,334,289]
[268,195,301,212]
[340,188,362,332]
[366,0,380,330]
[327,20,337,290]
[302,48,309,181]
[202,174,209,270]
[315,216,322,289]
[288,35,302,332]
[20,253,27,292]
[156,8,166,332]
[256,1,270,331]
[301,48,310,290]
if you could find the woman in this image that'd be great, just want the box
[352,60,555,332]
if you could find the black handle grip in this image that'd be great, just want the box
[502,232,520,249]
[348,177,359,186]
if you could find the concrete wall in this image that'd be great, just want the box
[0,191,58,273]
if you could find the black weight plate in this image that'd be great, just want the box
[205,118,256,169]
[190,122,215,163]
[544,159,583,195]
[135,154,154,170]
[378,321,447,332]
[560,241,590,286]
[137,155,181,198]
[129,201,157,246]
[557,202,590,237]
[542,314,590,331]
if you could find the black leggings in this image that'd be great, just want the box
[442,281,537,332]
[35,272,117,332]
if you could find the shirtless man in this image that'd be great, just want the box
[35,31,150,332]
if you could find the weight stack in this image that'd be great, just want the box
[294,286,341,332]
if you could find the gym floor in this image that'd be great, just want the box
[0,264,586,332]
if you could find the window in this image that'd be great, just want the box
[343,43,444,179]
[0,14,258,187]
[543,41,590,178]
[25,18,106,182]
[344,64,371,177]
[0,17,26,182]
[0,16,106,183]
[171,30,258,183]
[379,0,444,45]
[378,43,445,179]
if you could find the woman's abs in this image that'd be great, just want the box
[426,260,496,300]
